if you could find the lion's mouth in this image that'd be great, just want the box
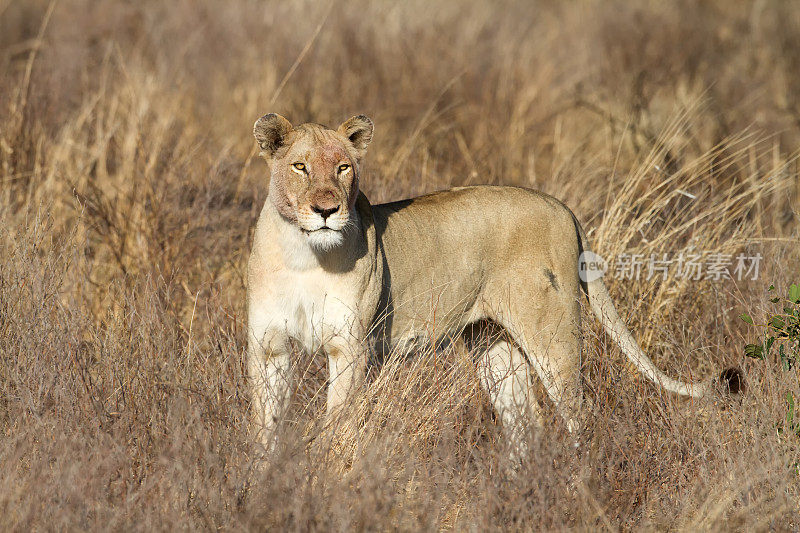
[301,226,338,234]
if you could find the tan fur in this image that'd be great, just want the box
[247,114,713,451]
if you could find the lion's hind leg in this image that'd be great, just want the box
[484,267,585,439]
[465,322,543,454]
[500,305,584,438]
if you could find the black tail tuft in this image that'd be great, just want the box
[718,367,746,395]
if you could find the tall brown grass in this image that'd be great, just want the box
[1,0,799,529]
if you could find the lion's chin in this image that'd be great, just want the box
[303,228,345,252]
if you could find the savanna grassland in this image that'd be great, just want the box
[1,0,799,530]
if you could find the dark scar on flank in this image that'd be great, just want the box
[544,268,559,290]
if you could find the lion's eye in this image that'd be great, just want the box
[338,163,350,173]
[292,162,306,172]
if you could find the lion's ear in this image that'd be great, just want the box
[337,115,374,158]
[253,113,293,157]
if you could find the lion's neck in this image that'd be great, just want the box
[267,205,318,270]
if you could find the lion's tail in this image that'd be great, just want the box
[585,275,711,397]
[573,217,728,398]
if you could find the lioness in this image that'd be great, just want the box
[247,113,731,449]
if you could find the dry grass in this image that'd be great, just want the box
[1,0,799,529]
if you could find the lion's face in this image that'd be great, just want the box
[253,114,373,251]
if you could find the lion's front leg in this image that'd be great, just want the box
[248,326,294,452]
[325,335,367,421]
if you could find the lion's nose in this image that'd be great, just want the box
[311,204,340,220]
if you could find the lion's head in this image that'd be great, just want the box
[253,113,373,251]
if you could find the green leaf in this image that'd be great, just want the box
[789,284,800,304]
[765,336,775,356]
[770,316,785,330]
[744,343,764,359]
[770,297,781,303]
[740,313,754,325]
[769,284,776,291]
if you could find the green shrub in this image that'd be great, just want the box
[741,284,800,436]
